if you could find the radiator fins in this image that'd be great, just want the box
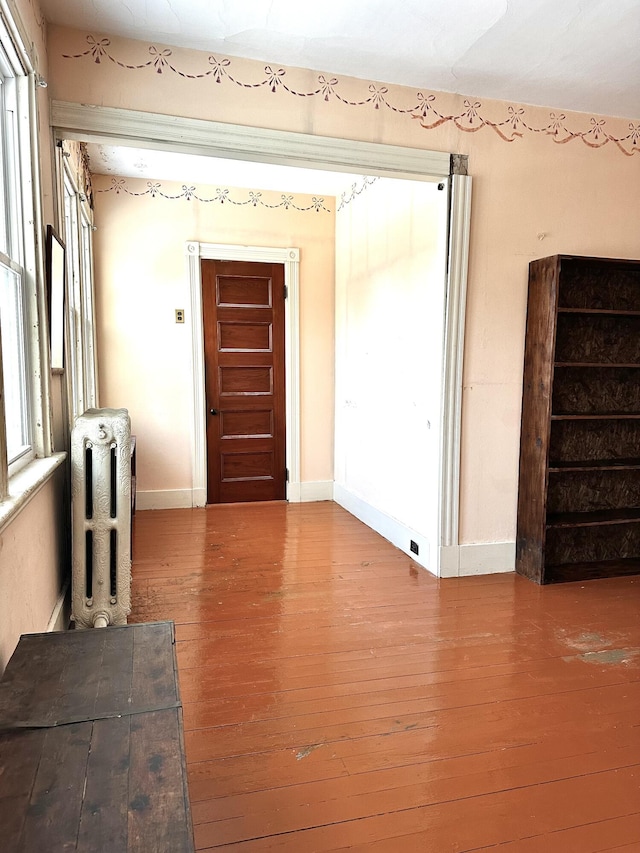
[71,408,132,628]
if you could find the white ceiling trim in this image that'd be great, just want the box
[50,101,452,181]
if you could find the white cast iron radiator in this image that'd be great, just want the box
[71,408,132,628]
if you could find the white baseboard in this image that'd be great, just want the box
[439,541,516,578]
[47,579,70,632]
[334,484,515,579]
[192,487,207,508]
[439,545,460,577]
[287,481,301,502]
[333,483,434,574]
[138,483,333,508]
[136,489,194,510]
[299,481,333,502]
[287,481,333,502]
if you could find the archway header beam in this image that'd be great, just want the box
[51,101,451,182]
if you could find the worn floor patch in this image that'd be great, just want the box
[295,744,325,760]
[559,631,609,651]
[563,648,640,665]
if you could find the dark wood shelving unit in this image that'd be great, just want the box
[516,254,640,584]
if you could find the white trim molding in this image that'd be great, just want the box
[50,102,451,182]
[438,174,472,572]
[136,489,194,511]
[334,484,433,573]
[332,500,515,578]
[440,542,516,578]
[186,242,301,506]
[300,481,333,502]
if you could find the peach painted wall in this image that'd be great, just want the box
[0,467,67,669]
[48,27,640,547]
[91,176,336,497]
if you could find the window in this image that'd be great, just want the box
[0,7,53,510]
[0,24,38,477]
[63,168,97,421]
[80,211,97,406]
[0,263,30,461]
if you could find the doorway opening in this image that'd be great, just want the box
[187,243,301,508]
[52,104,471,575]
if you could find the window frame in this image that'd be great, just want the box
[61,161,98,423]
[79,206,97,407]
[0,9,51,496]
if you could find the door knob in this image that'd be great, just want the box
[210,408,219,415]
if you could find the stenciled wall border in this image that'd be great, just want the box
[337,176,379,211]
[63,35,640,158]
[95,178,332,212]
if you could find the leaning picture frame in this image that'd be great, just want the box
[46,225,65,372]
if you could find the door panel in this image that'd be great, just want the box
[217,276,272,307]
[219,366,273,395]
[222,451,274,480]
[220,410,273,439]
[218,321,272,352]
[202,259,286,503]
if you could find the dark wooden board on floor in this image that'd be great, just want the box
[0,621,194,853]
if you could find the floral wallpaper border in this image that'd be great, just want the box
[338,176,379,211]
[63,36,640,158]
[96,179,332,212]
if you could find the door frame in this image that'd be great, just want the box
[187,243,300,505]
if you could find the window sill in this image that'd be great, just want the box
[0,453,67,534]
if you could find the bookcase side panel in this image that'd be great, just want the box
[516,256,559,582]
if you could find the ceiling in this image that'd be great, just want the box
[85,144,367,196]
[40,0,640,119]
[42,0,640,193]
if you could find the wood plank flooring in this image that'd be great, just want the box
[131,501,640,851]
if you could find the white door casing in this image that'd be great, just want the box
[186,243,300,506]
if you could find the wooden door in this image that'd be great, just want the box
[202,259,286,503]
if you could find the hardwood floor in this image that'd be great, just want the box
[131,501,640,851]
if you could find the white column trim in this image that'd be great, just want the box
[186,242,301,506]
[438,174,472,574]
